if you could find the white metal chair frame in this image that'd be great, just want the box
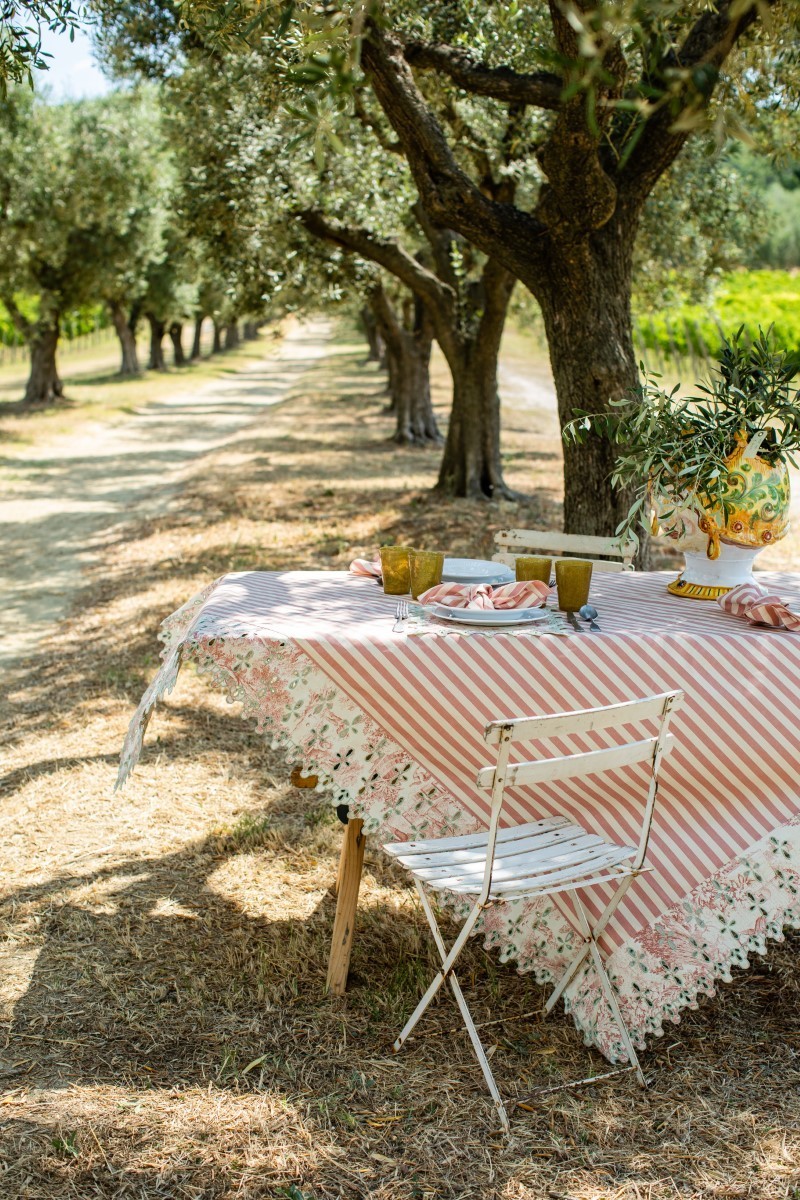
[493,527,637,573]
[384,690,683,1130]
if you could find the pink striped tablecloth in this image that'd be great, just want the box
[119,570,800,1060]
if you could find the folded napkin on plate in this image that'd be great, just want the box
[349,557,381,577]
[419,580,550,610]
[718,582,800,631]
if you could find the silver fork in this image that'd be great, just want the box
[393,600,409,632]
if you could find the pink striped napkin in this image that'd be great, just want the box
[350,557,381,577]
[419,580,550,610]
[718,582,800,632]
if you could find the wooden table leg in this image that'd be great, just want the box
[326,818,365,996]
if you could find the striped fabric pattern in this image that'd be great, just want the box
[719,580,800,631]
[418,580,550,609]
[120,568,800,1057]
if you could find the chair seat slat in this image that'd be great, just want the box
[423,843,636,895]
[404,830,604,881]
[391,823,587,869]
[383,815,569,857]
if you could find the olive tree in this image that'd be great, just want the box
[0,86,168,399]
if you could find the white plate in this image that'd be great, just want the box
[430,603,548,627]
[442,557,514,585]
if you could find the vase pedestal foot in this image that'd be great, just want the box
[666,576,733,601]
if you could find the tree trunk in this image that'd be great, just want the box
[147,314,167,371]
[243,320,258,340]
[536,221,642,542]
[360,304,384,363]
[436,341,508,498]
[24,321,63,406]
[110,302,140,376]
[212,320,223,354]
[168,322,186,366]
[434,260,515,499]
[190,315,204,360]
[372,288,440,445]
[224,320,240,350]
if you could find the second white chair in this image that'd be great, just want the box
[493,527,637,573]
[384,690,682,1130]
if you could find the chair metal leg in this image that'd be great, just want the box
[447,971,509,1131]
[545,940,591,1013]
[544,883,646,1084]
[394,882,510,1130]
[589,940,646,1087]
[393,884,483,1051]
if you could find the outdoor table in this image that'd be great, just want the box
[118,569,800,1062]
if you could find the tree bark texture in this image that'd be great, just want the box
[147,314,167,371]
[434,260,516,499]
[24,322,63,406]
[372,286,440,446]
[190,315,204,360]
[110,303,140,376]
[536,217,639,536]
[224,320,240,350]
[169,322,186,366]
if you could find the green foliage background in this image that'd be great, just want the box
[634,271,800,361]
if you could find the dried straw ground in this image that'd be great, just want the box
[2,324,800,1200]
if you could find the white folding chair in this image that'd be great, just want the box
[384,690,683,1130]
[493,527,636,573]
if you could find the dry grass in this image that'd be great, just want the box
[2,324,800,1199]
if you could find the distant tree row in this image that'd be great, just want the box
[0,86,266,404]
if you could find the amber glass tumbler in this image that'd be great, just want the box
[380,545,412,595]
[409,550,444,600]
[555,559,593,611]
[515,556,552,584]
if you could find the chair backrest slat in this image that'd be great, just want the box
[475,690,683,897]
[484,693,676,746]
[493,527,636,571]
[477,734,674,790]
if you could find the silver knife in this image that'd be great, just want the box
[566,611,582,632]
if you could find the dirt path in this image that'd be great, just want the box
[0,319,333,669]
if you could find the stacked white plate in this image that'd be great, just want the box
[441,557,514,586]
[430,604,548,627]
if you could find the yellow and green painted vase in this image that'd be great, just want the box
[654,434,791,600]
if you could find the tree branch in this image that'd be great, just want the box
[298,209,451,312]
[620,0,776,202]
[403,39,563,110]
[352,89,403,155]
[2,294,33,339]
[360,24,549,292]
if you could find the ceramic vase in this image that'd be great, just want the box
[654,435,791,600]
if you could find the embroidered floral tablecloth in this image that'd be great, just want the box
[119,569,800,1061]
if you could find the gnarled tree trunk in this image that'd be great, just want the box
[373,287,440,445]
[212,320,223,354]
[109,302,140,376]
[243,320,258,340]
[168,322,186,366]
[224,320,240,350]
[147,314,167,371]
[24,322,63,406]
[434,259,516,499]
[537,218,639,538]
